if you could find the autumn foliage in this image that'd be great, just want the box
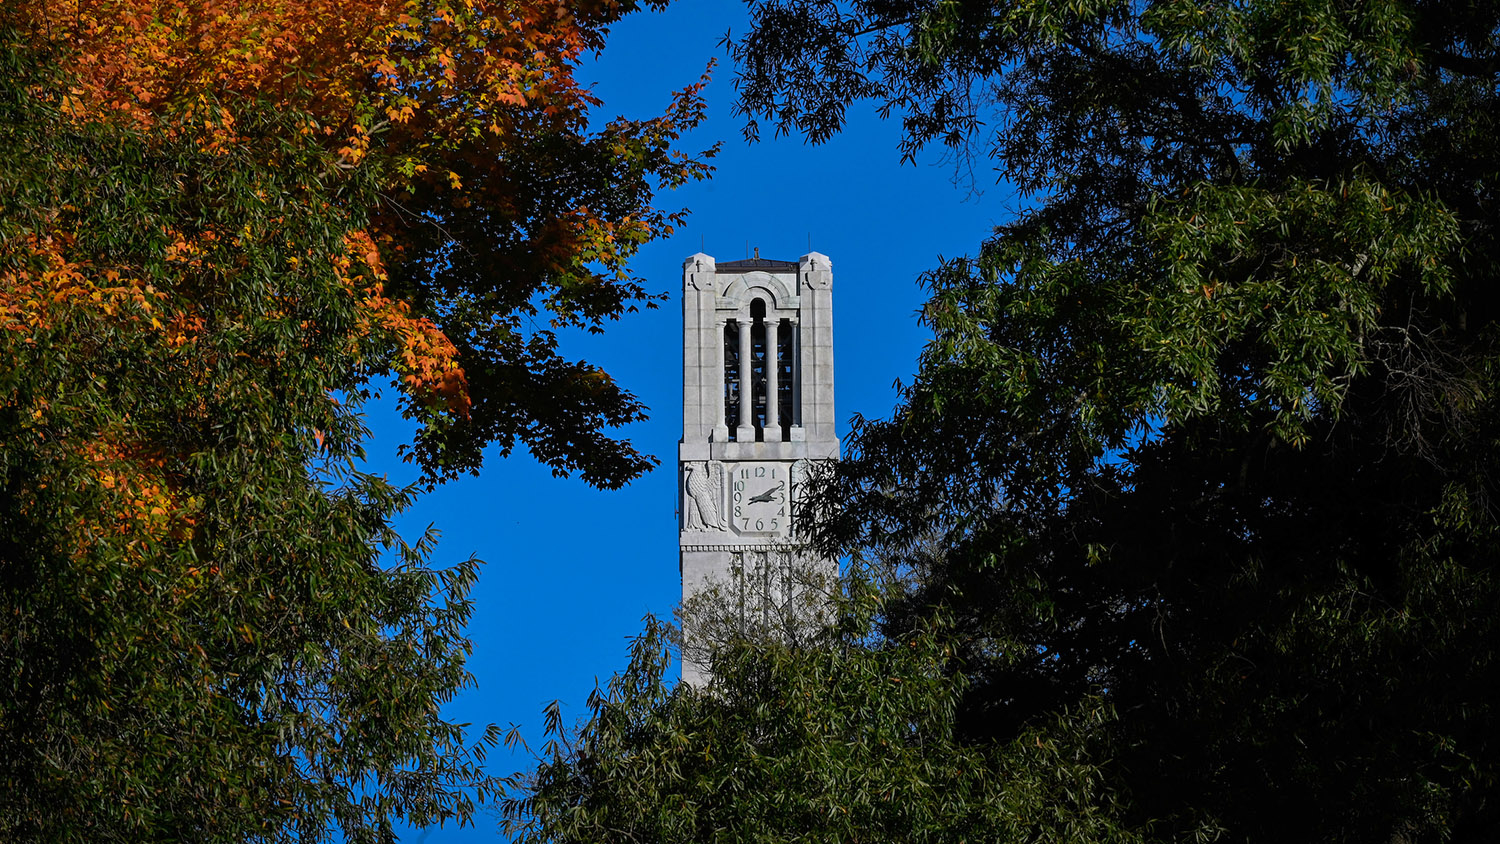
[0,0,710,839]
[7,0,710,430]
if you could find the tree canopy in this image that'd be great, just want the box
[0,1,710,840]
[729,0,1500,840]
[514,1,1500,842]
[506,598,1150,844]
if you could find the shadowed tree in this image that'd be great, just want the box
[504,587,1148,844]
[0,1,713,839]
[723,0,1500,841]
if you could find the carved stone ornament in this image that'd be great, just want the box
[686,268,714,291]
[801,255,833,289]
[683,461,725,531]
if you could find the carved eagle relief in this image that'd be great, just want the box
[683,461,725,531]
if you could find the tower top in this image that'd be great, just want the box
[679,252,837,463]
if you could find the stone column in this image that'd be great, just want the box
[681,257,702,441]
[736,311,754,440]
[682,253,718,445]
[799,252,835,453]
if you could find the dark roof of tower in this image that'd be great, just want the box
[717,257,798,273]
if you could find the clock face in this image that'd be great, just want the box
[729,462,791,537]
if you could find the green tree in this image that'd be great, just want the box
[504,591,1147,844]
[720,0,1500,841]
[0,0,710,838]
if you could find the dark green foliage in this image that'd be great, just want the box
[505,598,1153,844]
[1,0,711,832]
[719,0,1500,841]
[0,36,491,843]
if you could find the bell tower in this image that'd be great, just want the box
[678,250,839,685]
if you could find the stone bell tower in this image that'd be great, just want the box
[678,250,839,685]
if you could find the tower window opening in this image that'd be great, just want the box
[750,299,768,442]
[723,320,740,441]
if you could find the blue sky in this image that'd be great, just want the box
[370,2,1016,839]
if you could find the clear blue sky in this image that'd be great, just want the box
[370,2,1016,840]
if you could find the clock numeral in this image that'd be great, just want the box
[755,466,766,478]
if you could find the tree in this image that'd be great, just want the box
[504,591,1148,844]
[673,547,840,674]
[719,0,1500,841]
[0,1,711,839]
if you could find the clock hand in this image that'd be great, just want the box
[747,480,784,504]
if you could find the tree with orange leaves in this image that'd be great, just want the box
[0,1,711,839]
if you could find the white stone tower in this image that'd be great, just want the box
[678,250,839,685]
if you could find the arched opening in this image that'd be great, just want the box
[723,320,740,439]
[725,297,799,443]
[750,298,768,442]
